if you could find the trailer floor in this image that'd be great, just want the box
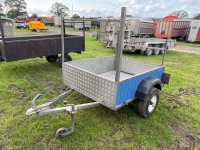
[98,70,133,81]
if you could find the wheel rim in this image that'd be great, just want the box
[146,49,152,55]
[155,49,160,55]
[148,95,157,112]
[57,130,65,138]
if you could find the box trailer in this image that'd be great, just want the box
[186,20,200,42]
[127,19,154,37]
[54,16,72,27]
[0,17,85,66]
[155,18,191,39]
[26,7,172,139]
[72,21,91,30]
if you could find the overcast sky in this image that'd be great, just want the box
[0,0,199,18]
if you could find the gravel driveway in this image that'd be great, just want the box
[170,45,200,55]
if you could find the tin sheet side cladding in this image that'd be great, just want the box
[117,68,165,106]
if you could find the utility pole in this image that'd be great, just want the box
[72,3,73,17]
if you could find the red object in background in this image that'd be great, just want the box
[132,46,135,50]
[196,28,200,41]
[162,15,180,19]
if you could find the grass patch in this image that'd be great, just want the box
[0,37,200,149]
[15,28,55,33]
[175,38,200,48]
[46,25,99,32]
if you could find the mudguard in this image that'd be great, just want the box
[135,77,162,101]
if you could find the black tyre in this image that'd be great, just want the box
[36,28,40,32]
[46,55,58,62]
[160,45,168,55]
[59,54,72,67]
[56,127,71,139]
[138,87,159,118]
[145,44,153,56]
[153,45,160,55]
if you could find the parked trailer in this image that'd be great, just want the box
[128,19,154,37]
[0,17,15,61]
[54,16,72,27]
[123,38,176,56]
[26,7,171,138]
[42,20,54,26]
[72,20,91,30]
[15,21,26,28]
[155,18,191,39]
[186,20,200,43]
[99,21,116,44]
[0,17,85,66]
[107,24,176,56]
[91,21,100,29]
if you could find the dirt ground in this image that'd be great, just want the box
[170,45,200,55]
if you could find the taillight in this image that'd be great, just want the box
[132,46,135,50]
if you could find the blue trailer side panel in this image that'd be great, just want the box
[117,68,165,106]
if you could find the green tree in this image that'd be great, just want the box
[168,10,188,19]
[194,13,200,19]
[0,4,3,12]
[107,15,113,18]
[30,13,38,18]
[4,0,27,16]
[72,14,80,18]
[50,2,69,16]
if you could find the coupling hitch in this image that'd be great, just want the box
[26,94,50,115]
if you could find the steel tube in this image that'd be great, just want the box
[115,7,126,82]
[76,102,101,110]
[162,39,168,66]
[61,11,65,64]
[63,18,120,22]
[83,16,85,50]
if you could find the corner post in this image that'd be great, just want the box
[115,7,126,82]
[162,39,168,66]
[61,11,65,64]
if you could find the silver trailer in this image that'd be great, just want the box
[127,19,154,37]
[54,16,72,27]
[15,21,25,29]
[72,21,91,30]
[26,8,171,139]
[107,23,176,56]
[99,21,118,44]
[186,20,200,43]
[123,38,176,56]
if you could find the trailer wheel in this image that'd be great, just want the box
[153,45,160,55]
[56,127,71,139]
[145,45,153,56]
[36,28,40,32]
[59,54,72,67]
[138,87,159,118]
[160,45,167,55]
[46,55,58,62]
